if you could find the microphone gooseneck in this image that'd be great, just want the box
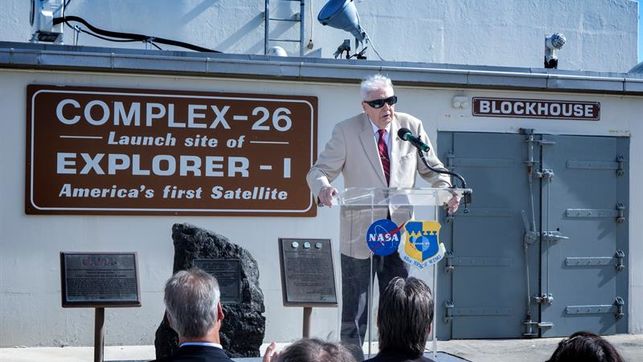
[397,127,472,208]
[397,127,468,190]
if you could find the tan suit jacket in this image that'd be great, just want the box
[307,112,451,258]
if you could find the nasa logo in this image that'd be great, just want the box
[365,219,402,256]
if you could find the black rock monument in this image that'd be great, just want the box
[154,223,266,358]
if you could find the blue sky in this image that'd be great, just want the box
[640,2,642,61]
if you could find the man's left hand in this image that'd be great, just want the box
[447,194,461,215]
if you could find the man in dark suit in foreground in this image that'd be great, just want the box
[153,268,233,362]
[365,277,435,362]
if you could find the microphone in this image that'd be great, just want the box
[397,128,430,152]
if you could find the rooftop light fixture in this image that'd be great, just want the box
[317,0,383,60]
[544,33,566,69]
[30,0,65,43]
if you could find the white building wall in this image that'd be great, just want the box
[0,0,641,348]
[1,68,642,346]
[0,0,638,72]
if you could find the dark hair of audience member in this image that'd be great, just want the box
[276,338,356,362]
[377,277,434,357]
[546,331,624,362]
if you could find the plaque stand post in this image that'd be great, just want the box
[94,307,105,362]
[302,307,312,338]
[336,187,470,357]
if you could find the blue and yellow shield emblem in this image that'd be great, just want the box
[401,220,445,269]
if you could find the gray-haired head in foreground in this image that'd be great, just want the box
[164,268,220,338]
[276,338,357,362]
[546,331,624,362]
[360,74,393,100]
[377,276,434,357]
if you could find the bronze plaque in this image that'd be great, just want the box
[26,85,317,216]
[193,258,242,304]
[472,97,600,121]
[279,238,337,307]
[60,252,141,308]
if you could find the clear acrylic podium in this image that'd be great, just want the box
[335,187,470,358]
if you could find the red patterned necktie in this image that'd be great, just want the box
[377,129,390,184]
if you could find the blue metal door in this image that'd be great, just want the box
[538,135,628,337]
[437,131,628,339]
[437,131,540,339]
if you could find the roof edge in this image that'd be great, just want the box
[2,42,643,95]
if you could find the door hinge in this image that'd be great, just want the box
[615,250,626,272]
[616,203,626,224]
[444,301,454,323]
[534,293,554,304]
[616,155,625,176]
[445,251,455,272]
[614,296,625,320]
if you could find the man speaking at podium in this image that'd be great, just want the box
[306,74,459,351]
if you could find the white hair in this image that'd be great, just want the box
[360,74,394,100]
[164,268,220,338]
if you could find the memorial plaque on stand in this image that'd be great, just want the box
[193,259,242,304]
[279,238,337,306]
[60,252,141,308]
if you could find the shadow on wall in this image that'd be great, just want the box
[217,13,266,54]
[181,0,220,23]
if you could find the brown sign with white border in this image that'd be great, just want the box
[26,85,317,216]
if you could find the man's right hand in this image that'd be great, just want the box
[318,186,338,207]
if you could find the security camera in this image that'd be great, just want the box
[544,33,566,69]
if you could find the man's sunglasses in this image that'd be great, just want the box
[363,95,398,109]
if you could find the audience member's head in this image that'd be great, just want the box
[276,338,356,362]
[546,331,624,362]
[377,277,434,357]
[164,268,223,341]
